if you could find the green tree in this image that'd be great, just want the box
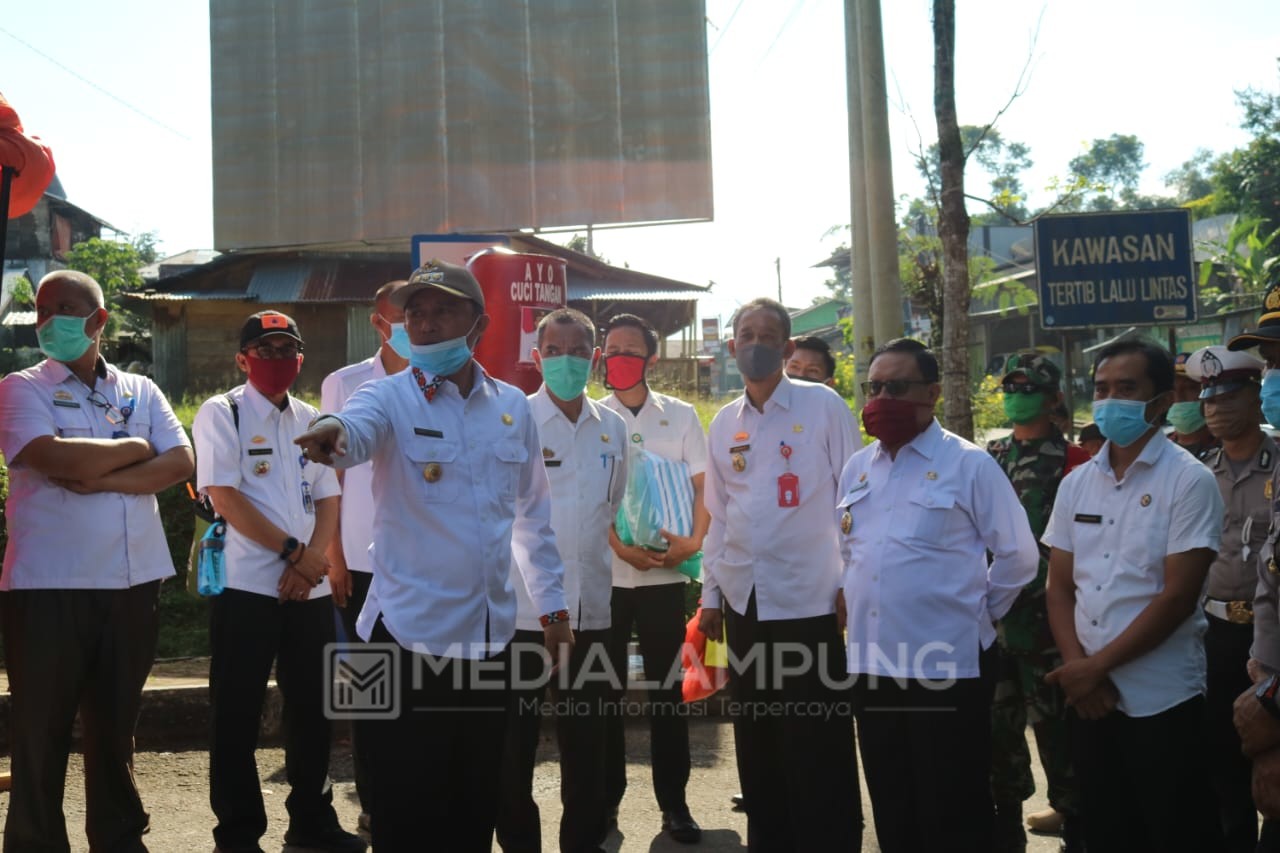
[63,237,148,336]
[1198,216,1280,312]
[1210,64,1280,229]
[918,126,1033,225]
[9,276,34,309]
[1060,133,1174,211]
[1165,148,1217,206]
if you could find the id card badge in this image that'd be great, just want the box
[301,480,315,514]
[778,472,799,507]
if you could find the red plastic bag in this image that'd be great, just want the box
[0,92,57,218]
[681,607,729,702]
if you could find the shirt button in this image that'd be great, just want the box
[870,610,878,618]
[1091,620,1098,626]
[1095,585,1102,591]
[1109,520,1114,525]
[872,575,878,581]
[1104,553,1110,559]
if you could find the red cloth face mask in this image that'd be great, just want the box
[246,355,302,396]
[604,354,647,391]
[861,397,928,446]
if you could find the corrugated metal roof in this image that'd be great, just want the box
[569,288,700,302]
[2,311,36,326]
[248,263,308,302]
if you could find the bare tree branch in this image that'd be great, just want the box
[962,5,1044,165]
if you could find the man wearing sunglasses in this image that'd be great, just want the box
[986,353,1088,852]
[0,270,194,852]
[836,337,1038,852]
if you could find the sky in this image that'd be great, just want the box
[2,0,1277,331]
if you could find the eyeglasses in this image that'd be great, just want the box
[243,343,302,359]
[86,390,134,427]
[861,379,932,397]
[1002,382,1045,395]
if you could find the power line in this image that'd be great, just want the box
[710,0,749,55]
[758,0,808,67]
[0,25,192,140]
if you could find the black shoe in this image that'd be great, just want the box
[730,792,745,810]
[597,805,619,845]
[281,825,367,853]
[662,808,702,844]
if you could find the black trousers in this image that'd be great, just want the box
[1206,615,1259,852]
[854,643,997,853]
[497,629,610,853]
[725,593,862,853]
[367,620,511,853]
[604,584,690,812]
[1261,819,1280,852]
[208,588,340,849]
[0,581,161,853]
[334,569,374,817]
[1073,694,1223,853]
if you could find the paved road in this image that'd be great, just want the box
[0,719,1065,852]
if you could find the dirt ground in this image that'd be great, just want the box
[0,718,1066,852]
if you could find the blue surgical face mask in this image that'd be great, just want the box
[37,313,95,363]
[409,318,479,377]
[384,321,412,359]
[1092,396,1160,448]
[1262,370,1280,428]
[1166,400,1207,435]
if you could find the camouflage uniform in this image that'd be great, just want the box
[987,428,1080,818]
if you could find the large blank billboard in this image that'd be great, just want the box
[211,0,713,250]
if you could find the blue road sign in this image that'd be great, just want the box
[1034,209,1196,330]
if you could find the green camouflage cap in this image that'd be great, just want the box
[1000,352,1061,389]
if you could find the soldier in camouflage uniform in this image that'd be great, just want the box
[987,353,1088,853]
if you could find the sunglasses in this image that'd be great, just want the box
[1002,383,1046,395]
[861,379,932,397]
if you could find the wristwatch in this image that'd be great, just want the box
[279,536,300,561]
[1257,673,1280,721]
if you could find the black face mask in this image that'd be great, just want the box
[735,344,784,381]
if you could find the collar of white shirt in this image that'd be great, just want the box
[45,355,111,386]
[238,380,293,420]
[531,385,602,426]
[730,373,794,419]
[1091,430,1168,480]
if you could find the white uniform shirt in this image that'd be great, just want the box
[0,358,189,590]
[513,387,628,631]
[193,384,340,600]
[1042,434,1223,717]
[839,421,1038,680]
[321,353,400,574]
[599,389,708,588]
[702,377,860,620]
[332,363,568,658]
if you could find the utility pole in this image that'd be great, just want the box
[775,257,782,303]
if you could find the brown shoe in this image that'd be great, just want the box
[1026,807,1064,835]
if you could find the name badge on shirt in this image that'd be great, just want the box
[1074,513,1103,524]
[414,427,444,438]
[247,448,273,456]
[53,399,81,408]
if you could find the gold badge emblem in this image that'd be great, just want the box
[926,471,938,481]
[253,460,271,476]
[660,419,669,426]
[731,452,747,473]
[1140,494,1152,507]
[251,435,267,445]
[793,424,804,433]
[542,447,555,459]
[601,433,611,443]
[858,472,867,483]
[840,511,852,535]
[501,413,513,426]
[424,462,443,483]
[53,389,74,401]
[1267,287,1280,311]
[734,431,750,442]
[631,433,643,444]
[1268,480,1274,501]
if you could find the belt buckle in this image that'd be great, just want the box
[1227,600,1254,625]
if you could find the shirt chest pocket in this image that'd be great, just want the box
[51,405,92,438]
[837,485,872,541]
[492,440,529,500]
[403,438,461,503]
[905,489,957,542]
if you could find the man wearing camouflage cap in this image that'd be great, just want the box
[1185,344,1273,852]
[987,352,1089,852]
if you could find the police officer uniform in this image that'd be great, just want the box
[1186,345,1273,851]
